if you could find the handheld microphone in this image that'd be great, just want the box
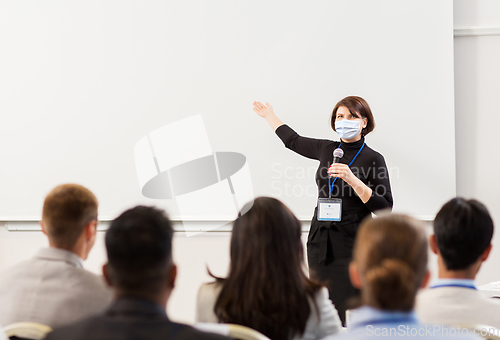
[333,148,344,164]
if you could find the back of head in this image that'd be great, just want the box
[434,197,494,270]
[106,206,174,295]
[42,184,98,249]
[353,214,428,312]
[228,197,304,277]
[215,197,320,340]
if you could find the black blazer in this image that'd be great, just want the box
[45,296,231,340]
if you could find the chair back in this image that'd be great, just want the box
[227,324,270,340]
[2,322,52,340]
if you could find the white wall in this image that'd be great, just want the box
[0,1,456,221]
[454,0,500,27]
[453,0,500,285]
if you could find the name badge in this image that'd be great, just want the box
[317,198,342,221]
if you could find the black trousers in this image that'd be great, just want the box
[306,208,364,326]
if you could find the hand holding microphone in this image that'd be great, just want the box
[328,148,356,185]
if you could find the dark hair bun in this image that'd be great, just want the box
[365,258,416,311]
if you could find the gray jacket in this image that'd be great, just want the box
[0,247,113,328]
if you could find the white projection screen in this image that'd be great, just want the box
[0,0,455,221]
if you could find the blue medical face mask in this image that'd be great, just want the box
[335,119,362,140]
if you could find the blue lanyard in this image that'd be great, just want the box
[329,142,365,197]
[430,284,477,290]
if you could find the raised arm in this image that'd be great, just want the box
[253,101,330,161]
[253,101,284,131]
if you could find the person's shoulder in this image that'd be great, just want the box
[306,286,331,315]
[68,267,111,291]
[481,294,500,305]
[414,288,438,314]
[45,316,101,340]
[198,281,223,298]
[319,140,339,154]
[170,322,232,340]
[417,286,496,304]
[472,291,500,313]
[313,286,330,301]
[196,281,223,323]
[0,257,46,287]
[415,287,439,301]
[45,316,229,340]
[61,268,113,306]
[306,286,343,337]
[306,134,337,150]
[74,267,107,283]
[329,140,340,148]
[0,259,31,277]
[361,143,385,161]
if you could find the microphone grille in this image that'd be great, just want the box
[333,148,344,158]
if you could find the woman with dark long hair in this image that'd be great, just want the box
[196,197,342,340]
[252,97,393,325]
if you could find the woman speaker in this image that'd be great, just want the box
[253,96,393,325]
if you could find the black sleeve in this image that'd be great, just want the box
[275,124,331,161]
[364,154,393,213]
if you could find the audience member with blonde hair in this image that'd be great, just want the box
[0,184,112,328]
[196,197,342,340]
[323,214,479,340]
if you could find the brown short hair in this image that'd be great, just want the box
[354,214,428,311]
[42,184,98,249]
[331,96,375,136]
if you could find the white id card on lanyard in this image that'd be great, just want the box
[317,198,342,221]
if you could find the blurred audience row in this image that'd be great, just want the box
[0,184,496,340]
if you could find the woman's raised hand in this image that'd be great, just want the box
[253,101,274,118]
[253,101,284,131]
